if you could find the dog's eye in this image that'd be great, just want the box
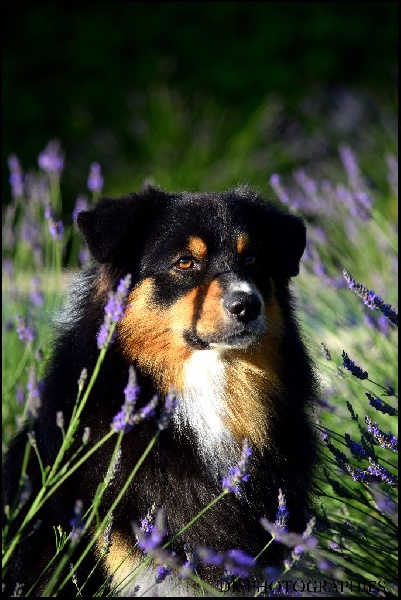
[175,256,195,270]
[243,255,256,266]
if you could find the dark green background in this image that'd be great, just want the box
[2,2,398,207]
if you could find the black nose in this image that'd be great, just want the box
[224,291,261,323]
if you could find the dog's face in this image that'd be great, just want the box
[78,185,306,389]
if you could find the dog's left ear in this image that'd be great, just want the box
[270,212,306,278]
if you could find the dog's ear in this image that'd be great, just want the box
[270,212,306,278]
[77,187,165,264]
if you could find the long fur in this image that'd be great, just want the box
[2,184,318,597]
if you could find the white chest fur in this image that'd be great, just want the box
[173,350,238,476]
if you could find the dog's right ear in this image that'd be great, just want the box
[77,187,165,264]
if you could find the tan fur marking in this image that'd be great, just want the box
[187,236,207,261]
[119,278,231,393]
[196,279,226,337]
[118,279,195,394]
[224,280,284,454]
[236,233,249,255]
[96,531,140,593]
[94,266,113,301]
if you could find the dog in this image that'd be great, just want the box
[2,184,318,597]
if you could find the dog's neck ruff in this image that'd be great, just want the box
[173,349,238,477]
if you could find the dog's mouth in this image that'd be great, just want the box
[183,323,265,351]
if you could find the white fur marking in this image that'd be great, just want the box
[229,281,253,294]
[173,350,237,476]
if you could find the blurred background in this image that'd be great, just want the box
[2,1,398,217]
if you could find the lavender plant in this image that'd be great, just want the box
[2,130,398,597]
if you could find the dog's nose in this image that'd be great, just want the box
[224,291,261,323]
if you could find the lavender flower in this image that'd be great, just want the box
[82,427,91,444]
[158,388,178,430]
[155,565,171,584]
[77,368,88,392]
[139,503,157,537]
[105,446,122,485]
[70,499,85,543]
[222,438,252,493]
[48,217,64,241]
[367,459,398,487]
[101,518,113,555]
[15,383,25,405]
[97,274,132,349]
[43,200,64,241]
[341,351,368,380]
[38,140,64,174]
[78,246,91,266]
[343,270,398,327]
[111,365,158,433]
[132,509,177,569]
[365,417,398,452]
[8,154,24,198]
[87,162,104,193]
[344,433,367,458]
[385,153,398,197]
[29,276,44,307]
[26,366,42,419]
[56,411,65,429]
[366,392,397,416]
[198,547,254,580]
[111,366,140,433]
[72,195,89,223]
[275,489,289,530]
[15,314,35,344]
[320,342,331,361]
[269,174,290,205]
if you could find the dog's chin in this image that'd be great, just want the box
[183,324,265,351]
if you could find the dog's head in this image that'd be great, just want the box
[78,185,306,386]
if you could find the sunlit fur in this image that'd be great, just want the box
[2,185,318,597]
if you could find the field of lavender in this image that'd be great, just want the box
[2,94,398,597]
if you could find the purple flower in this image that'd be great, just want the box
[366,392,397,416]
[365,417,398,452]
[140,503,157,536]
[269,174,290,205]
[198,547,254,580]
[48,218,64,241]
[72,195,89,223]
[26,366,42,419]
[8,154,24,198]
[133,509,167,555]
[15,314,35,344]
[97,274,132,349]
[343,270,398,327]
[222,438,252,493]
[111,365,158,433]
[79,246,91,266]
[29,276,44,307]
[158,388,178,430]
[155,565,171,584]
[344,433,367,458]
[386,153,398,197]
[275,488,289,530]
[16,383,25,405]
[38,140,64,174]
[341,351,368,380]
[367,459,398,487]
[70,499,85,542]
[87,162,104,193]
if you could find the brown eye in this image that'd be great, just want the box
[243,255,256,266]
[176,256,195,270]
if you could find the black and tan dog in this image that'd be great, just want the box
[2,184,318,596]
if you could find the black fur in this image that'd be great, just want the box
[2,185,318,597]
